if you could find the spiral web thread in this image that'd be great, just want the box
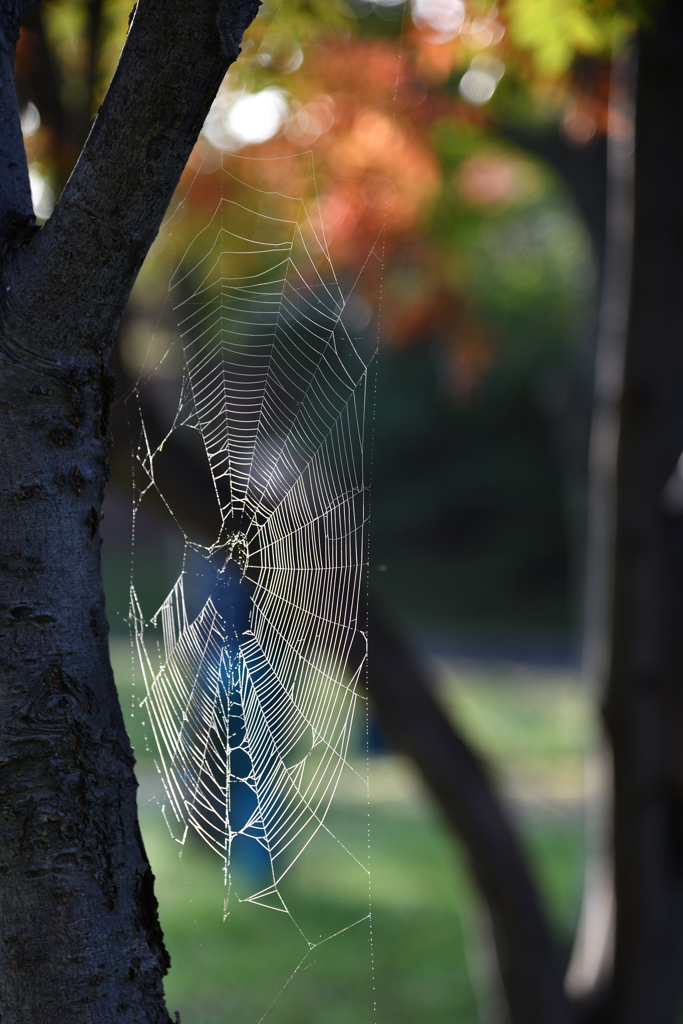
[128,155,375,923]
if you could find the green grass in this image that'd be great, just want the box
[111,637,590,1024]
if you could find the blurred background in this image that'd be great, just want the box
[17,1,677,1022]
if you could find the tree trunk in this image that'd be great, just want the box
[604,3,683,1021]
[364,604,574,1024]
[564,47,636,1008]
[0,1,258,1019]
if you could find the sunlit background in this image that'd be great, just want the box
[15,0,636,1020]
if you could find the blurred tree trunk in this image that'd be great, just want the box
[364,604,574,1024]
[602,4,683,1021]
[16,1,106,191]
[0,1,258,1020]
[564,45,636,1009]
[368,5,683,1024]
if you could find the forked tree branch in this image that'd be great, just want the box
[4,0,259,368]
[0,4,259,1020]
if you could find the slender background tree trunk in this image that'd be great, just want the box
[605,3,683,1021]
[364,604,574,1024]
[564,46,636,1009]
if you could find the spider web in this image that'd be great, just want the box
[127,153,376,926]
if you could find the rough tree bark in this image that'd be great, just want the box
[0,1,259,1020]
